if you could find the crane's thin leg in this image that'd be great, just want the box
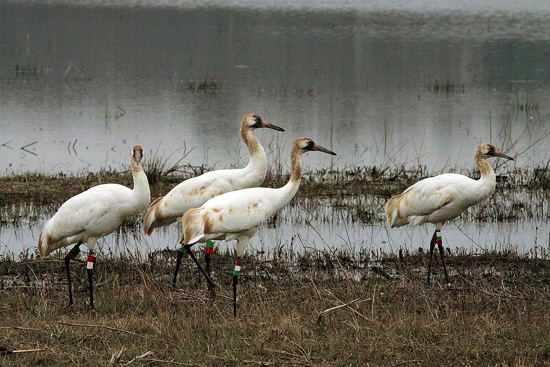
[64,242,81,306]
[172,247,184,291]
[232,258,242,318]
[436,230,450,285]
[204,240,215,297]
[184,245,215,289]
[427,232,436,285]
[87,250,96,310]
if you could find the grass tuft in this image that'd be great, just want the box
[143,144,195,185]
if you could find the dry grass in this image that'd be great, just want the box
[0,162,537,231]
[0,161,506,207]
[1,249,550,366]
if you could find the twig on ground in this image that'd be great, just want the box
[0,347,45,356]
[141,359,203,366]
[317,297,372,322]
[109,347,126,365]
[392,360,426,366]
[125,351,153,365]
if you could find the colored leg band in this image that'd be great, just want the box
[178,246,185,253]
[67,246,81,260]
[205,240,214,254]
[436,231,442,246]
[233,260,242,276]
[87,254,96,269]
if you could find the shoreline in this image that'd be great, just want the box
[0,162,532,206]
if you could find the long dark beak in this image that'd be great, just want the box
[494,149,514,161]
[313,143,337,156]
[260,121,285,132]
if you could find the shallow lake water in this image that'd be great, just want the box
[2,193,549,257]
[1,0,550,256]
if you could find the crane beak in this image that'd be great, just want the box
[494,149,514,161]
[312,143,337,156]
[260,121,285,132]
[132,146,144,164]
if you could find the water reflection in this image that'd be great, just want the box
[2,209,547,257]
[2,191,547,256]
[2,1,550,256]
[1,2,550,174]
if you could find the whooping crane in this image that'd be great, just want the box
[177,137,336,316]
[38,145,150,309]
[142,114,284,290]
[385,143,513,285]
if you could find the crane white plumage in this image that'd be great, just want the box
[38,144,151,309]
[385,142,514,284]
[176,137,337,317]
[143,114,284,290]
[143,114,284,235]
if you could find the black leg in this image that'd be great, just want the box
[205,240,215,297]
[232,258,242,318]
[427,231,436,285]
[172,247,184,291]
[434,229,450,285]
[64,257,73,306]
[205,253,212,278]
[184,245,215,289]
[438,243,450,285]
[233,275,238,318]
[64,242,81,306]
[87,250,95,310]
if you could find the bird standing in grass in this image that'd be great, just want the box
[142,114,284,290]
[177,137,336,317]
[38,145,150,309]
[385,143,514,284]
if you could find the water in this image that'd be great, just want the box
[2,1,550,256]
[2,1,550,172]
[2,189,549,257]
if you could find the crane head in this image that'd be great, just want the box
[296,137,337,156]
[244,114,285,132]
[132,144,144,165]
[479,143,514,161]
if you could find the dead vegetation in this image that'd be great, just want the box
[1,249,550,366]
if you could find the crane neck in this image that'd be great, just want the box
[241,127,267,173]
[275,145,303,208]
[474,156,495,180]
[131,157,151,200]
[241,126,264,156]
[289,147,303,184]
[470,154,498,203]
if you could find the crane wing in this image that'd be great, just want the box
[386,174,463,227]
[161,176,236,217]
[182,188,277,244]
[46,185,131,242]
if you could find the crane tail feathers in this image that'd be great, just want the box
[37,224,57,258]
[37,229,46,258]
[385,192,409,228]
[186,234,205,245]
[143,196,165,236]
[182,208,206,245]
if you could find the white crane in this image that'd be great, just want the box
[143,114,284,289]
[38,145,150,309]
[385,143,514,284]
[176,137,336,316]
